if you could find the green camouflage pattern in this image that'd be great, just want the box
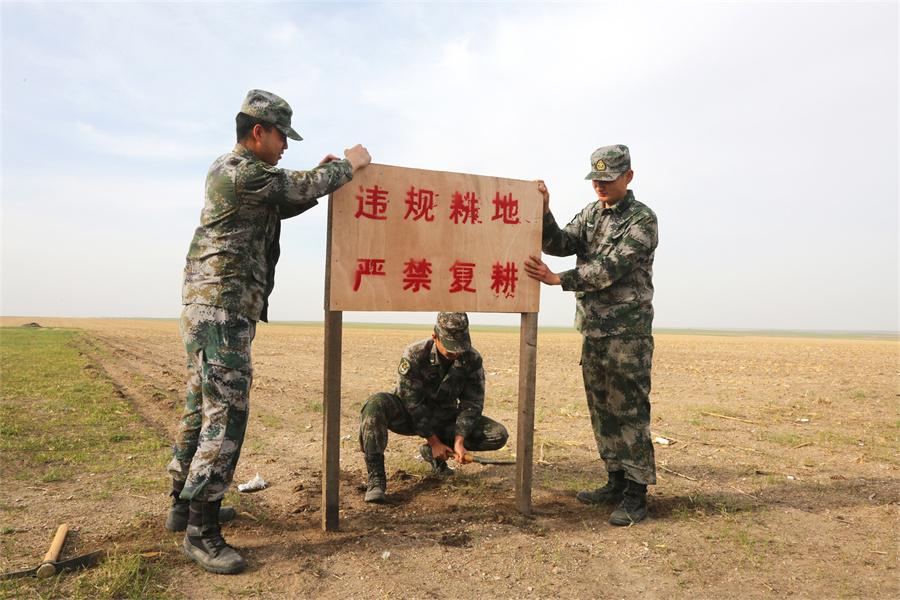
[433,311,471,353]
[542,190,657,337]
[240,89,303,140]
[167,304,255,501]
[182,144,353,322]
[585,144,631,181]
[581,335,656,485]
[372,338,489,441]
[359,392,508,455]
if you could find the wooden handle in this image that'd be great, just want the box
[42,524,68,564]
[35,524,68,579]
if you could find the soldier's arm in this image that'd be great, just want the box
[277,202,316,220]
[396,354,435,439]
[536,178,582,257]
[541,209,588,257]
[240,160,354,215]
[275,145,370,218]
[526,208,589,284]
[558,212,658,292]
[454,353,486,440]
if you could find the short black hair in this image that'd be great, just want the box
[236,112,275,142]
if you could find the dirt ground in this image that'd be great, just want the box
[1,317,897,599]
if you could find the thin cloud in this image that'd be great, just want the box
[3,169,203,214]
[74,122,222,161]
[270,22,300,46]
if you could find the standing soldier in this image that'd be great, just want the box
[166,89,371,573]
[524,145,657,526]
[359,312,509,503]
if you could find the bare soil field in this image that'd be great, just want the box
[1,317,897,599]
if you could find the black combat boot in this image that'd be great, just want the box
[419,444,455,477]
[576,470,626,505]
[182,499,246,574]
[364,453,387,503]
[166,479,236,532]
[609,479,649,526]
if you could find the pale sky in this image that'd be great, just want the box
[1,1,897,331]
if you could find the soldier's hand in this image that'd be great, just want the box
[344,144,372,173]
[456,452,474,464]
[453,438,468,464]
[430,440,454,462]
[318,153,341,166]
[535,180,550,214]
[524,254,561,286]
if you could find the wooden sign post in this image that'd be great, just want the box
[322,163,541,530]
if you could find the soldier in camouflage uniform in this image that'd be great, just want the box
[524,145,657,526]
[359,312,509,503]
[167,89,371,573]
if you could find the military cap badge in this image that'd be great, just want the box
[595,159,607,171]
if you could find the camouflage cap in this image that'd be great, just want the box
[434,312,471,353]
[585,144,631,181]
[240,89,303,141]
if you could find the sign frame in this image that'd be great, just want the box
[320,165,539,531]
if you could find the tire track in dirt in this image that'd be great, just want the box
[75,333,181,440]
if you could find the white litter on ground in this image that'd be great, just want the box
[237,473,268,493]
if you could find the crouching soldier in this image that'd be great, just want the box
[359,312,509,503]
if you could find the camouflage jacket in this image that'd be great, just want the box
[542,190,657,337]
[182,144,353,322]
[395,338,485,440]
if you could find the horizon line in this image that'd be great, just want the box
[1,315,897,339]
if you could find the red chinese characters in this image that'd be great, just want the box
[491,191,520,224]
[352,183,527,226]
[351,257,524,299]
[402,258,432,292]
[490,261,518,298]
[449,191,481,224]
[355,185,389,220]
[448,261,476,293]
[404,186,436,221]
[353,258,386,291]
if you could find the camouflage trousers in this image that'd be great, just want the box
[359,392,509,455]
[166,304,256,502]
[581,335,656,485]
